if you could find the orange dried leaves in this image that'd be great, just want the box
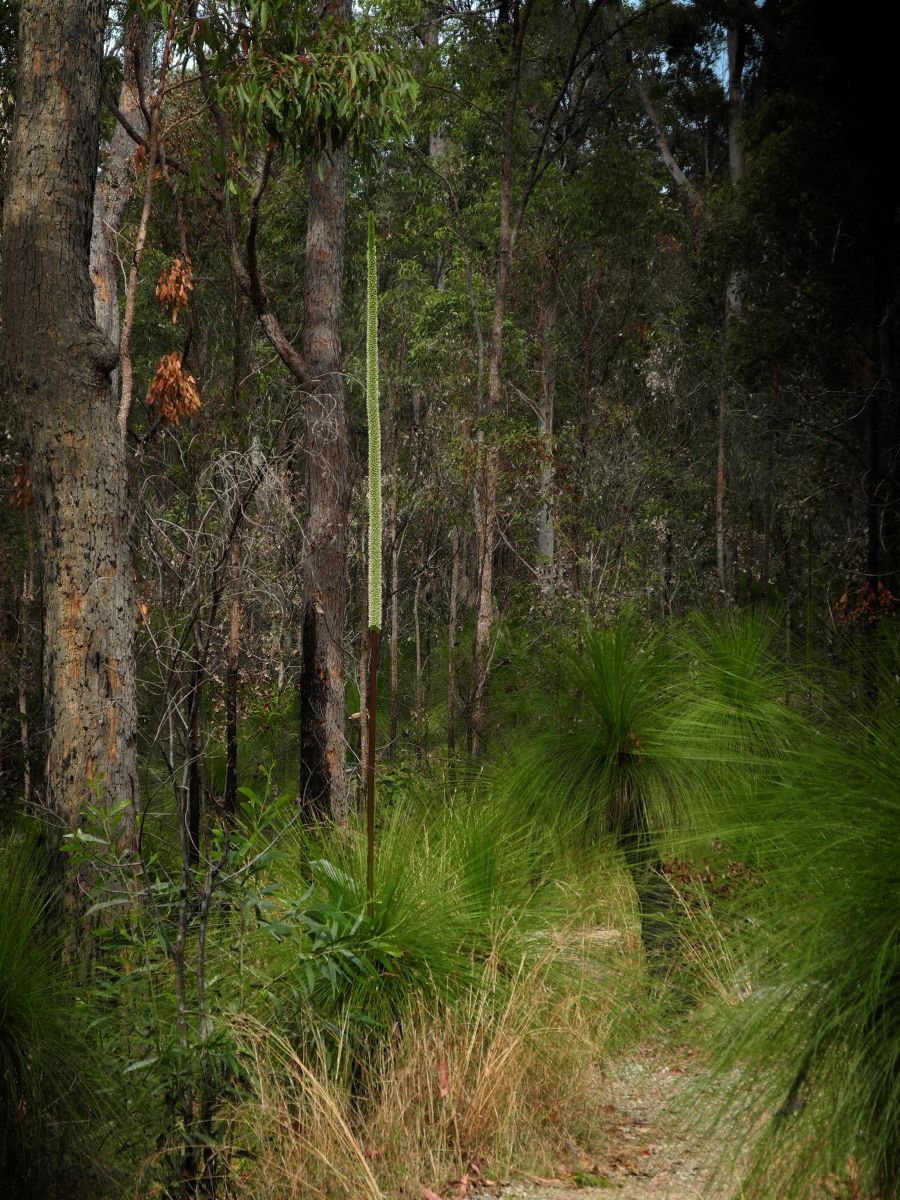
[9,460,34,509]
[146,351,202,426]
[834,580,897,625]
[155,255,193,324]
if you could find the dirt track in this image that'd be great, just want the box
[485,1045,741,1200]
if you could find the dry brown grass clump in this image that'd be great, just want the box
[228,941,626,1199]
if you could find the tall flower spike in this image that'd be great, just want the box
[367,210,382,633]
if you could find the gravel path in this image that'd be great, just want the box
[478,1044,740,1200]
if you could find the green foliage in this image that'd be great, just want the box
[498,612,680,856]
[255,782,619,1077]
[0,833,105,1196]
[58,784,296,1194]
[675,639,900,1199]
[136,0,417,160]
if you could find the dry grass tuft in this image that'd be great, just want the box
[228,934,630,1199]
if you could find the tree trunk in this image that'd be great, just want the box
[224,534,241,818]
[298,0,351,821]
[716,380,728,600]
[357,561,368,810]
[17,570,34,808]
[225,287,245,820]
[761,389,775,599]
[471,0,528,753]
[716,18,747,605]
[413,577,424,762]
[447,528,460,757]
[536,261,558,593]
[90,13,154,365]
[1,0,139,871]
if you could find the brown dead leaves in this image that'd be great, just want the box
[155,255,193,324]
[421,1159,501,1199]
[146,351,202,426]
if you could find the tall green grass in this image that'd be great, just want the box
[489,607,900,1197]
[687,662,900,1199]
[251,779,630,1060]
[0,831,110,1197]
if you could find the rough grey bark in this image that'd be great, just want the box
[298,0,351,820]
[1,0,139,862]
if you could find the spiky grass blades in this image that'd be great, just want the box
[0,835,102,1191]
[673,608,802,764]
[693,690,900,1199]
[496,613,680,850]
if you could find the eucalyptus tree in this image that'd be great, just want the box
[432,0,637,747]
[131,0,415,821]
[2,0,140,876]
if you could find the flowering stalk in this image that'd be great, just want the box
[365,212,381,915]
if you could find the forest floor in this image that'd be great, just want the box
[470,1041,742,1200]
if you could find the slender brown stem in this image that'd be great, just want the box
[118,15,177,438]
[365,627,380,917]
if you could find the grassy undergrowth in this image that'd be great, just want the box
[221,788,640,1197]
[4,610,899,1200]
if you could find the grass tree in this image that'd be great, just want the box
[691,655,900,1199]
[498,613,681,959]
[499,609,803,966]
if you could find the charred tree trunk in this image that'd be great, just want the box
[1,0,139,872]
[715,381,729,600]
[357,575,368,811]
[17,570,34,808]
[298,0,351,821]
[413,577,425,762]
[224,534,241,819]
[761,390,776,599]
